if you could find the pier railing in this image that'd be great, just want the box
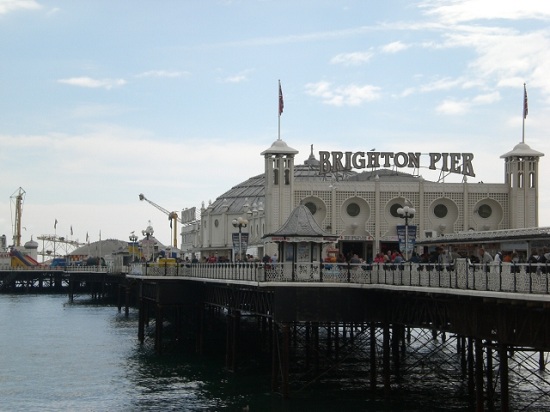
[129,259,550,296]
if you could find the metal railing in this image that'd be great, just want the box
[128,259,550,296]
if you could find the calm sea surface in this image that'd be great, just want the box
[0,294,547,411]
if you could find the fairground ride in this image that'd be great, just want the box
[36,235,84,261]
[10,187,25,247]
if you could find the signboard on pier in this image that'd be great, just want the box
[232,233,249,256]
[397,225,417,255]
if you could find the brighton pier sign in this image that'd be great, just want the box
[319,151,475,177]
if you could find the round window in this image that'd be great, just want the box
[434,204,448,218]
[346,203,360,217]
[214,219,219,227]
[478,204,492,218]
[390,203,403,218]
[305,202,317,215]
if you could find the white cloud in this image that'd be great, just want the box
[58,76,126,90]
[0,0,41,15]
[305,81,381,106]
[381,41,409,54]
[420,0,550,24]
[472,91,500,104]
[222,74,248,83]
[135,70,189,78]
[434,92,499,115]
[435,99,470,115]
[330,51,373,66]
[219,68,254,83]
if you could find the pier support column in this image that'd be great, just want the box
[499,344,510,412]
[155,304,163,354]
[475,338,484,412]
[68,277,74,303]
[138,298,145,343]
[225,310,240,372]
[467,337,475,409]
[370,323,377,392]
[392,324,401,380]
[383,322,391,397]
[271,322,290,398]
[281,323,290,398]
[486,342,495,411]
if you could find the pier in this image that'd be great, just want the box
[126,260,550,411]
[2,260,550,410]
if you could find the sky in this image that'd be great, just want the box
[1,0,550,249]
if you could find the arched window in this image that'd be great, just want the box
[529,172,535,188]
[518,173,524,189]
[284,169,290,185]
[273,169,279,185]
[390,204,403,217]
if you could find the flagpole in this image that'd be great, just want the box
[278,80,283,141]
[522,83,528,143]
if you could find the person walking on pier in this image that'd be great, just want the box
[271,253,278,268]
[479,247,493,273]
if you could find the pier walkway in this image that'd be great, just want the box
[2,261,549,409]
[126,260,550,410]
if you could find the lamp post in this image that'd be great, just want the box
[232,216,248,262]
[129,232,138,262]
[397,205,416,260]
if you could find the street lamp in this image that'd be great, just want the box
[129,232,138,262]
[232,216,248,262]
[397,205,416,260]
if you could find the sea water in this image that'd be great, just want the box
[0,294,546,411]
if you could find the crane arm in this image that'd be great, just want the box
[139,193,181,248]
[139,193,181,222]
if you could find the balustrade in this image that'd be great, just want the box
[126,259,550,296]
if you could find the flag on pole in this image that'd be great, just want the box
[523,83,529,119]
[278,81,284,116]
[86,232,89,242]
[70,225,73,236]
[54,219,58,229]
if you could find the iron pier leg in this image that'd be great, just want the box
[196,304,204,355]
[499,344,510,412]
[327,321,333,356]
[155,304,163,355]
[468,337,475,409]
[392,324,401,380]
[539,351,546,371]
[305,322,311,370]
[486,342,495,412]
[138,298,145,343]
[370,322,377,392]
[271,322,278,392]
[68,277,74,303]
[225,310,232,370]
[281,323,290,399]
[313,322,320,375]
[475,338,484,412]
[383,322,391,397]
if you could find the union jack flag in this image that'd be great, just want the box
[279,81,284,116]
[523,83,529,119]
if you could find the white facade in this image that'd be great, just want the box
[181,139,544,262]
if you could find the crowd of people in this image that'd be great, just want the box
[179,247,550,270]
[324,246,550,271]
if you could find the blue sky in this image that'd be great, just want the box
[1,0,550,248]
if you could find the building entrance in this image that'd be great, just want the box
[341,241,372,262]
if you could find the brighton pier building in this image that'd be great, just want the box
[180,138,544,263]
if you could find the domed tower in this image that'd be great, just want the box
[261,139,298,234]
[500,142,544,228]
[24,237,39,261]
